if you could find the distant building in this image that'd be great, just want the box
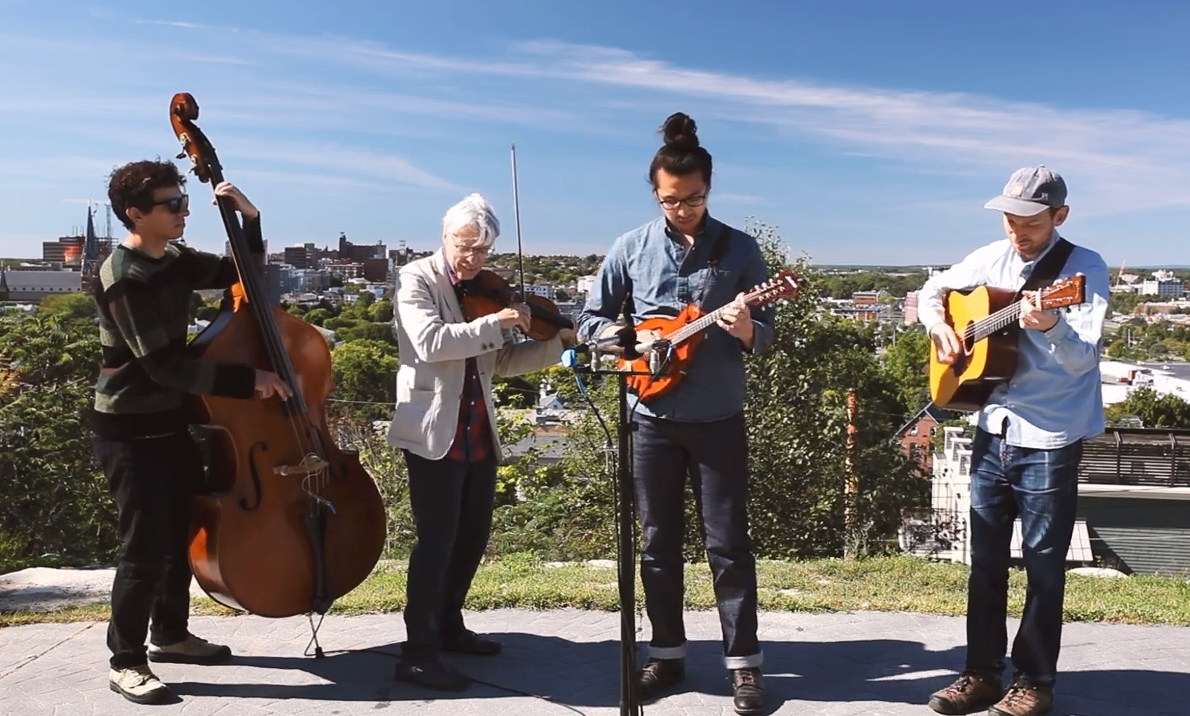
[0,268,81,303]
[903,291,919,325]
[894,403,954,474]
[1138,270,1184,298]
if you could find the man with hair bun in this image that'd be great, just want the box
[577,113,774,715]
[387,192,575,691]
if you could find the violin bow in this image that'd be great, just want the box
[510,143,527,302]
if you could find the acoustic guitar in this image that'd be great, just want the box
[620,269,801,402]
[928,275,1086,412]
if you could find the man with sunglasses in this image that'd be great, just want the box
[89,159,290,705]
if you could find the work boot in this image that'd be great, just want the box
[147,633,232,665]
[928,670,1003,714]
[989,679,1054,716]
[636,657,684,700]
[109,665,173,704]
[731,667,764,715]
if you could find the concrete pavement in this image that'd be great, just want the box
[1,608,1187,715]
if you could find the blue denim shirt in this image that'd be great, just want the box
[577,214,775,422]
[917,232,1111,449]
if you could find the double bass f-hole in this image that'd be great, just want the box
[169,92,386,627]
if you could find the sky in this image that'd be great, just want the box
[1,0,1189,268]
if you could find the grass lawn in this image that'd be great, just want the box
[3,555,1188,628]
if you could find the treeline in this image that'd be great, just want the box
[0,221,932,573]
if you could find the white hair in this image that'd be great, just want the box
[442,192,499,249]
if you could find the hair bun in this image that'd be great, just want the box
[661,112,699,148]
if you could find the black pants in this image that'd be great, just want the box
[401,449,498,663]
[632,411,762,669]
[92,430,204,670]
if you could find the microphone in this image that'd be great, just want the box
[561,325,642,368]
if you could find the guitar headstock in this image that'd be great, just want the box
[745,269,802,307]
[1039,274,1086,310]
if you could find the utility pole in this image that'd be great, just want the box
[844,389,858,559]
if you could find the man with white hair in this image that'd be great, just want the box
[387,192,573,691]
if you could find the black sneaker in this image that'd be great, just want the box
[393,659,470,692]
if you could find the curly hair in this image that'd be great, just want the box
[106,160,187,230]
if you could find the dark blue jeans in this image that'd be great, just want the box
[401,449,498,663]
[632,411,761,669]
[965,427,1082,687]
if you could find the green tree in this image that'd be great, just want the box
[330,339,399,423]
[0,312,116,570]
[1105,387,1190,428]
[36,292,98,322]
[881,327,932,416]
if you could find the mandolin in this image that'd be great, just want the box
[928,274,1086,412]
[621,269,801,402]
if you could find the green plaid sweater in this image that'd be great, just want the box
[88,217,265,439]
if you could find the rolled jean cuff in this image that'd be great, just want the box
[648,643,686,660]
[725,651,763,669]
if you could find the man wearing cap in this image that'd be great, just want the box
[917,166,1110,716]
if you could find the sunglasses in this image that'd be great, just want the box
[149,194,189,213]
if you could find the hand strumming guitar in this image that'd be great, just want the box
[929,323,963,365]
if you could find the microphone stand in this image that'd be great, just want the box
[565,350,661,716]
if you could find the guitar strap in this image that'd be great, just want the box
[1014,236,1076,298]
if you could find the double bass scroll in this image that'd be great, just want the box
[170,92,387,619]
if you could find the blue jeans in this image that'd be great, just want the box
[632,411,761,669]
[965,427,1082,687]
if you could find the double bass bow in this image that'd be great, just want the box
[169,92,387,624]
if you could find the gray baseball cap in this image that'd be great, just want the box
[984,166,1067,216]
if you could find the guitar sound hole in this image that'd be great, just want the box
[961,323,975,353]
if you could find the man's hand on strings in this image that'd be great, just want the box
[1019,291,1059,332]
[214,182,259,220]
[718,293,755,344]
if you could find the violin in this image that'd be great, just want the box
[463,143,575,343]
[169,92,387,621]
[460,268,574,342]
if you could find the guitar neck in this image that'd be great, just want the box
[665,302,743,345]
[969,300,1025,342]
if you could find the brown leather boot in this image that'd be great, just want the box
[636,658,684,700]
[989,679,1054,716]
[927,670,1003,714]
[731,667,764,715]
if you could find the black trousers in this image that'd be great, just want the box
[92,430,204,670]
[632,411,762,669]
[400,449,498,663]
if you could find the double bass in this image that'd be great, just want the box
[170,92,387,620]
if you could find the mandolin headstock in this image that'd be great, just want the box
[745,269,802,307]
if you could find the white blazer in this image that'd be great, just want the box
[386,250,564,462]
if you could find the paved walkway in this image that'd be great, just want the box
[1,609,1187,715]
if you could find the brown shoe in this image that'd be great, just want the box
[989,679,1053,716]
[636,658,684,700]
[927,670,1003,714]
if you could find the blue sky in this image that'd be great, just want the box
[2,0,1189,267]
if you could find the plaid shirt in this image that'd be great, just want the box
[447,270,493,463]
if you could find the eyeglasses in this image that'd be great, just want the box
[657,193,706,210]
[450,243,490,257]
[151,194,189,213]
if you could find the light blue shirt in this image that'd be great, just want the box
[576,214,775,422]
[917,232,1111,449]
